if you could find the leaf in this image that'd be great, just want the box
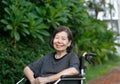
[14,31,20,41]
[35,7,42,15]
[34,19,43,27]
[1,19,9,25]
[6,25,13,30]
[2,0,9,5]
[27,13,38,19]
[39,30,50,36]
[56,17,68,23]
[35,24,48,30]
[21,27,30,35]
[37,35,44,43]
[11,30,20,41]
[4,8,11,16]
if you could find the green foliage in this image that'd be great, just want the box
[0,38,52,83]
[72,16,117,64]
[0,0,119,83]
[1,0,49,44]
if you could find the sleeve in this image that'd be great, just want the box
[28,57,44,76]
[69,53,80,72]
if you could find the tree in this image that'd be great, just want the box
[1,0,49,46]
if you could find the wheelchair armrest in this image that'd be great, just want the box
[60,75,85,80]
[54,75,85,84]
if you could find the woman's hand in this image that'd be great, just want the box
[30,78,35,84]
[35,77,50,84]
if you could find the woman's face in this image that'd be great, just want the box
[53,31,71,52]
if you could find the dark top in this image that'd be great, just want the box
[28,52,80,78]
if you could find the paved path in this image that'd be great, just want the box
[86,67,120,84]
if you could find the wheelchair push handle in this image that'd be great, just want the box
[85,52,96,65]
[85,52,96,57]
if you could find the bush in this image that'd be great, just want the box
[0,37,52,83]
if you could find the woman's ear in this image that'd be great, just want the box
[68,40,72,47]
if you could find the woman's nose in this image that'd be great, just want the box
[57,38,62,43]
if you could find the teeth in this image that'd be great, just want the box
[56,45,62,48]
[57,46,61,48]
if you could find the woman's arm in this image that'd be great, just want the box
[48,67,79,81]
[23,66,35,84]
[35,67,79,84]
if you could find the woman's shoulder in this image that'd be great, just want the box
[44,52,55,58]
[67,52,79,58]
[45,52,54,56]
[68,52,77,56]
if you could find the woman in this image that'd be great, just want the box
[23,26,80,84]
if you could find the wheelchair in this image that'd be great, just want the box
[16,53,96,84]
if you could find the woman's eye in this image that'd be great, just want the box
[55,37,59,39]
[62,38,67,40]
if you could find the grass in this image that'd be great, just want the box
[85,56,120,82]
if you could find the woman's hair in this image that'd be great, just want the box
[50,26,74,53]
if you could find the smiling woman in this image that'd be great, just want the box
[53,31,71,53]
[50,26,73,59]
[23,26,80,84]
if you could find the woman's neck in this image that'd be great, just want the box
[55,51,67,59]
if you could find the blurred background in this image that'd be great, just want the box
[0,0,120,83]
